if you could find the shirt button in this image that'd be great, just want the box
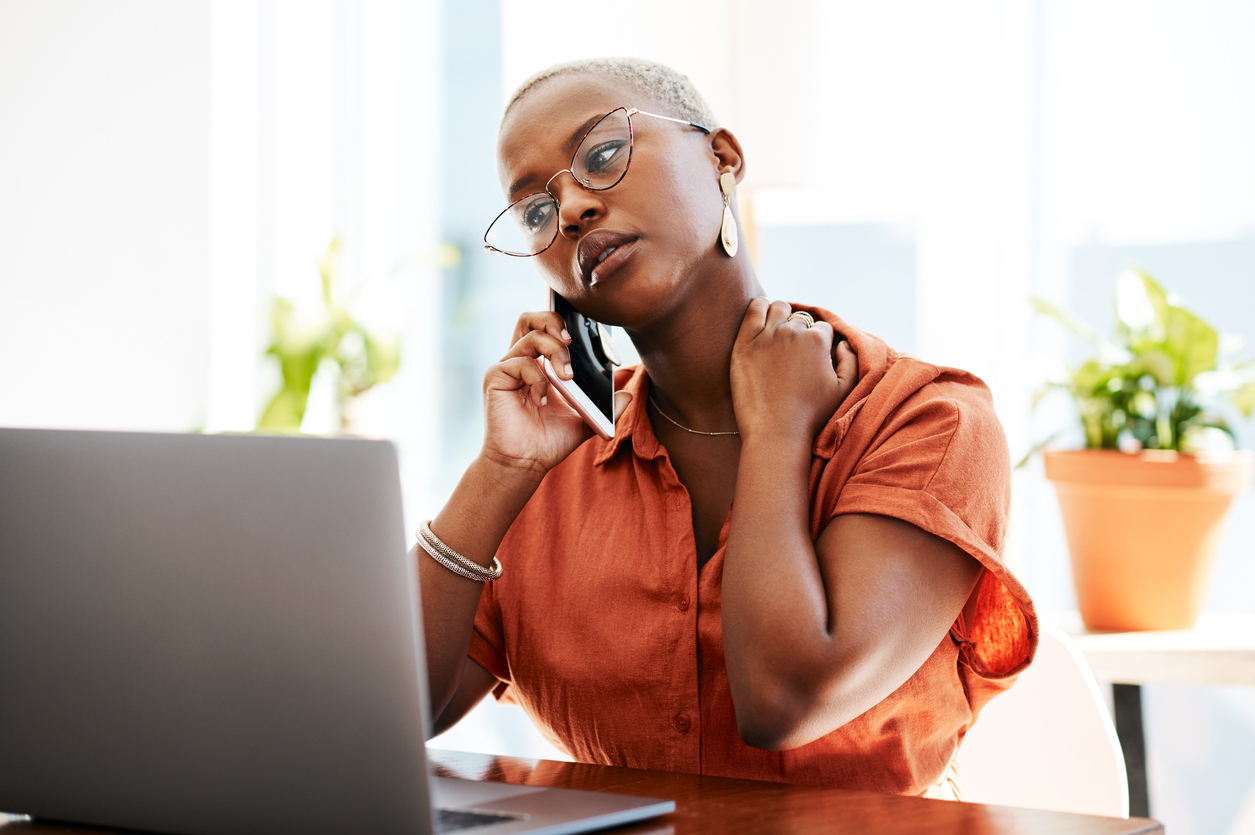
[677,594,691,613]
[667,494,683,512]
[674,712,691,733]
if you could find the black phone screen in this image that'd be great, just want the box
[552,293,615,423]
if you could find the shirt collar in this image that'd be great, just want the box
[592,364,665,466]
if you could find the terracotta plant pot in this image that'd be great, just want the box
[1044,449,1254,631]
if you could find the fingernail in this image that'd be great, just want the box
[564,363,573,377]
[541,395,548,406]
[561,329,571,341]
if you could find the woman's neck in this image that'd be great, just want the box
[627,263,764,434]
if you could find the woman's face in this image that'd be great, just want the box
[496,74,728,329]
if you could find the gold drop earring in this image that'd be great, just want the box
[719,171,739,257]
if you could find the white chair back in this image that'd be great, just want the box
[956,622,1129,817]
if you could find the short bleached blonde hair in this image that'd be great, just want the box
[502,57,720,132]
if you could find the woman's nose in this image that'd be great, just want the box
[548,174,606,240]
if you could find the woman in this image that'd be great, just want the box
[417,57,1036,799]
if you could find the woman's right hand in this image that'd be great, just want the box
[479,311,628,479]
[425,310,594,722]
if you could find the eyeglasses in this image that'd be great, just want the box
[484,107,712,257]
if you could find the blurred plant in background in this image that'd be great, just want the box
[1030,269,1255,458]
[259,240,401,434]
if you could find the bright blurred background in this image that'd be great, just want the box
[2,1,1254,832]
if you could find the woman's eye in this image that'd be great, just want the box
[582,140,627,174]
[521,198,555,232]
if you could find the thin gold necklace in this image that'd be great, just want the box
[648,396,740,436]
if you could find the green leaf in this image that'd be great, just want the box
[1129,350,1176,387]
[1233,382,1255,417]
[319,239,341,307]
[1116,269,1163,341]
[269,296,295,343]
[1155,293,1218,387]
[1130,389,1156,418]
[258,237,405,434]
[1121,269,1219,387]
[258,386,310,431]
[1076,396,1118,449]
[364,334,401,385]
[1071,359,1119,396]
[1032,297,1104,349]
[1026,268,1252,459]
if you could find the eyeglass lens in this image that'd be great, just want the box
[485,108,634,257]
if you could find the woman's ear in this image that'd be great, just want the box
[710,128,747,186]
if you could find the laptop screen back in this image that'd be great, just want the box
[0,429,434,835]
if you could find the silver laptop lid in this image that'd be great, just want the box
[0,428,434,835]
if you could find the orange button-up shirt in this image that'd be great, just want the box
[469,306,1037,797]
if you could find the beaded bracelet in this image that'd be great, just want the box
[417,520,502,582]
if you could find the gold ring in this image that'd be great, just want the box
[786,311,815,328]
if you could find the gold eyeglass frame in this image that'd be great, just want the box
[483,106,712,257]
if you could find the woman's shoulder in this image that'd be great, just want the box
[879,357,1000,429]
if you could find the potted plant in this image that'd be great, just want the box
[259,240,402,434]
[1032,269,1255,631]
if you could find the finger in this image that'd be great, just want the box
[504,330,573,379]
[811,320,836,357]
[487,356,550,408]
[613,391,634,421]
[764,300,793,328]
[833,340,860,394]
[511,311,571,347]
[737,296,771,342]
[784,310,821,334]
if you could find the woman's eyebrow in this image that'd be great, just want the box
[507,112,610,199]
[563,113,606,154]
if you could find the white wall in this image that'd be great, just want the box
[0,0,213,432]
[1039,0,1255,246]
[0,0,444,516]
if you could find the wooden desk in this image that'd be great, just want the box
[0,748,1164,835]
[428,749,1162,835]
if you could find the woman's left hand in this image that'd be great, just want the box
[730,298,859,444]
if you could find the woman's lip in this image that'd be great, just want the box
[589,238,639,285]
[577,229,639,281]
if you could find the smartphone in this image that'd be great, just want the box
[540,289,621,440]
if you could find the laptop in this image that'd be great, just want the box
[0,428,674,835]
